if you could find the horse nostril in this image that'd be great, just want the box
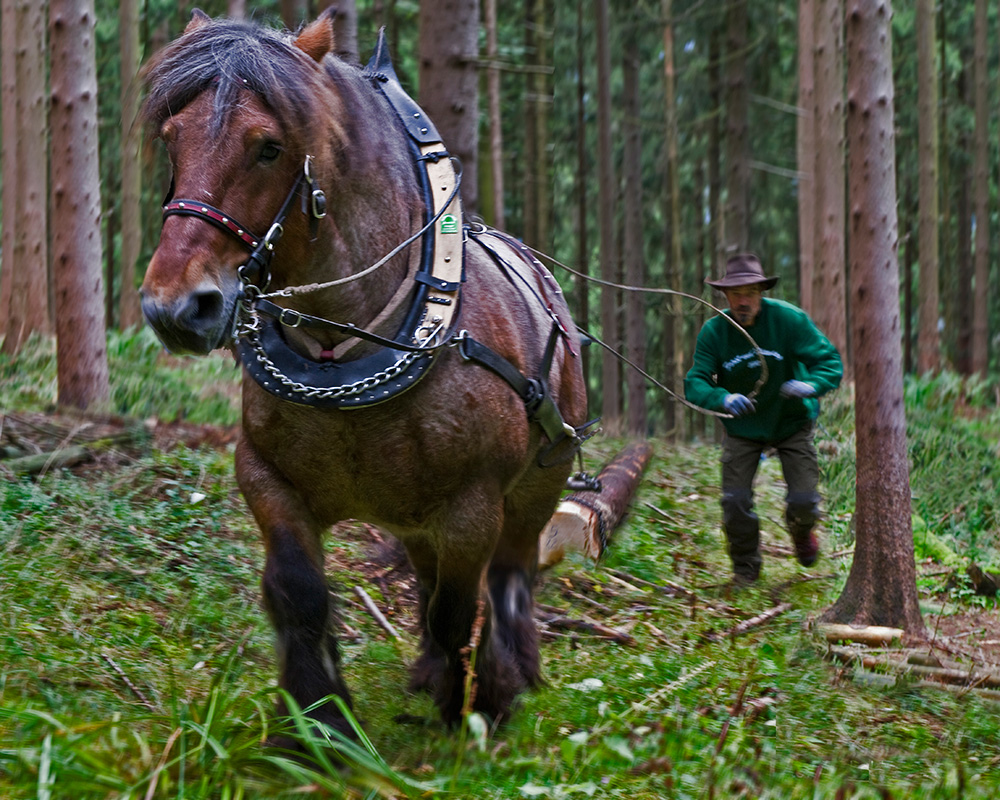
[179,288,225,331]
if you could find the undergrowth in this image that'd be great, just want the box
[2,337,999,798]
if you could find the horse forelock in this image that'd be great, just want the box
[140,18,344,154]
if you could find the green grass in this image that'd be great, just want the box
[2,336,999,798]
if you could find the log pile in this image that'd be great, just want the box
[819,623,1000,700]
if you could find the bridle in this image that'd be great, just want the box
[161,154,329,294]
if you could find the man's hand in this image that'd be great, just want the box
[723,393,756,417]
[779,380,817,399]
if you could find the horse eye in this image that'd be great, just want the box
[259,142,282,164]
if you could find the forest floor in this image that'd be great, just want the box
[2,400,999,799]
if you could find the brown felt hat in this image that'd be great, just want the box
[706,253,778,290]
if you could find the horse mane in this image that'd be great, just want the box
[140,17,351,149]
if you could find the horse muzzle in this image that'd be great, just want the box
[140,282,237,356]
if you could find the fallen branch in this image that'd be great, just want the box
[818,623,907,648]
[705,603,792,642]
[5,445,91,475]
[353,585,401,641]
[101,652,157,712]
[536,609,636,646]
[828,645,1000,690]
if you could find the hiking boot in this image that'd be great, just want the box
[791,530,819,567]
[732,561,761,586]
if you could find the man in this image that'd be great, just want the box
[684,253,843,584]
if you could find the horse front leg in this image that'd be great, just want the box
[236,443,353,739]
[419,495,527,724]
[487,475,566,690]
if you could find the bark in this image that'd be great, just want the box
[937,2,954,367]
[484,0,505,229]
[915,0,940,373]
[623,33,646,436]
[418,0,480,213]
[595,0,621,427]
[538,442,653,567]
[227,0,245,19]
[822,0,924,636]
[0,0,16,333]
[970,0,990,375]
[663,0,684,440]
[797,0,816,313]
[723,0,750,253]
[812,0,848,371]
[707,23,723,280]
[956,123,973,375]
[575,0,590,400]
[2,0,49,354]
[534,0,551,253]
[522,0,538,245]
[118,0,143,330]
[280,0,308,29]
[332,0,359,64]
[49,0,111,410]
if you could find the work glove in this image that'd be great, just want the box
[779,380,817,399]
[723,393,756,417]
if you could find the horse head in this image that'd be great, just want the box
[139,11,414,356]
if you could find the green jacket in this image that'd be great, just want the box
[684,298,843,443]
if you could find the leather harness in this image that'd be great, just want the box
[158,30,596,459]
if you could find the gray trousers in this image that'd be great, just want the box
[721,422,821,574]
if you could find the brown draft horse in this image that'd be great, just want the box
[139,11,588,735]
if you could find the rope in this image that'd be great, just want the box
[517,241,770,418]
[246,150,766,419]
[259,159,463,300]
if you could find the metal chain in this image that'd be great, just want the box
[236,302,446,401]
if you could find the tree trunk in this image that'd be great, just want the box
[938,2,954,368]
[227,0,246,19]
[812,0,848,372]
[49,0,111,410]
[623,32,646,436]
[280,0,308,30]
[534,0,551,254]
[2,0,50,355]
[956,127,973,376]
[575,0,590,403]
[822,0,924,636]
[595,0,621,428]
[797,0,816,313]
[522,0,538,245]
[707,23,723,280]
[118,0,143,331]
[332,0,359,64]
[663,0,684,441]
[418,0,480,213]
[724,0,750,254]
[970,0,990,376]
[0,0,17,334]
[484,0,505,230]
[915,0,940,374]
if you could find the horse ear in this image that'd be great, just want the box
[185,8,212,35]
[294,7,337,63]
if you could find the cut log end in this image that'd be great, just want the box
[538,441,654,568]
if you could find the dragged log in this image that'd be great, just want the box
[538,441,654,568]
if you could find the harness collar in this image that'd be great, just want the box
[234,28,465,408]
